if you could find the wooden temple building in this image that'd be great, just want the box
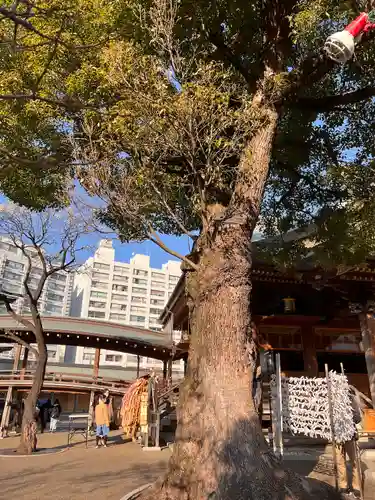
[161,258,375,402]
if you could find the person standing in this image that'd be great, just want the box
[49,399,62,433]
[95,395,110,448]
[336,387,364,498]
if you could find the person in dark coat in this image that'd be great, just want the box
[49,399,62,433]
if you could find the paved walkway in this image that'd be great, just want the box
[0,432,374,499]
[0,431,170,500]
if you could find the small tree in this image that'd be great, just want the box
[0,206,88,454]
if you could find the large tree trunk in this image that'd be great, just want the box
[140,108,340,499]
[359,313,375,407]
[17,345,47,455]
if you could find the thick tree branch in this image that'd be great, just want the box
[0,295,36,334]
[148,226,198,271]
[0,331,39,358]
[294,85,375,111]
[0,6,60,45]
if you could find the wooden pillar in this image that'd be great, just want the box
[93,348,100,380]
[136,355,140,379]
[20,348,29,380]
[12,345,22,373]
[167,359,173,384]
[0,386,13,435]
[301,325,318,377]
[359,313,375,407]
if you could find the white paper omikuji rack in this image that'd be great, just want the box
[270,355,363,496]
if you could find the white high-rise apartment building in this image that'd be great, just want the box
[71,240,183,372]
[0,236,74,363]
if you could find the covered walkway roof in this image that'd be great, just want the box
[0,315,173,361]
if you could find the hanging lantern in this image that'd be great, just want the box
[324,12,375,63]
[282,296,296,313]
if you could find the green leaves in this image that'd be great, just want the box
[0,0,375,268]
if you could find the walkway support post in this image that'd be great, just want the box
[20,347,29,380]
[0,386,13,437]
[301,324,318,377]
[136,355,140,379]
[93,348,100,380]
[12,345,22,374]
[162,360,167,380]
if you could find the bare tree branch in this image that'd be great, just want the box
[0,294,36,333]
[149,181,196,240]
[148,225,198,271]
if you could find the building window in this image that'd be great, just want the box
[151,289,165,297]
[111,302,127,311]
[149,317,160,325]
[89,300,106,309]
[46,292,64,302]
[88,310,106,319]
[2,283,21,294]
[48,282,65,292]
[131,296,147,304]
[5,260,24,271]
[113,275,129,282]
[92,271,109,280]
[130,315,146,323]
[150,326,162,332]
[90,291,107,299]
[3,270,22,281]
[105,354,122,363]
[169,275,180,283]
[150,298,164,306]
[49,273,66,282]
[133,269,148,277]
[151,280,165,288]
[149,307,163,315]
[114,265,129,274]
[132,287,147,295]
[151,272,165,279]
[109,313,127,321]
[94,262,110,270]
[91,280,108,290]
[47,349,57,360]
[111,293,127,301]
[44,304,63,314]
[112,284,128,292]
[126,354,138,363]
[131,305,146,313]
[0,242,17,253]
[83,353,95,363]
[132,278,148,286]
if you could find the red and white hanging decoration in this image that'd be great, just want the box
[324,12,375,63]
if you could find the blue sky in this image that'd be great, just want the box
[92,234,191,269]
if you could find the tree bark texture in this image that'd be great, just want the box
[17,305,48,455]
[17,348,47,454]
[140,108,340,499]
[359,313,375,407]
